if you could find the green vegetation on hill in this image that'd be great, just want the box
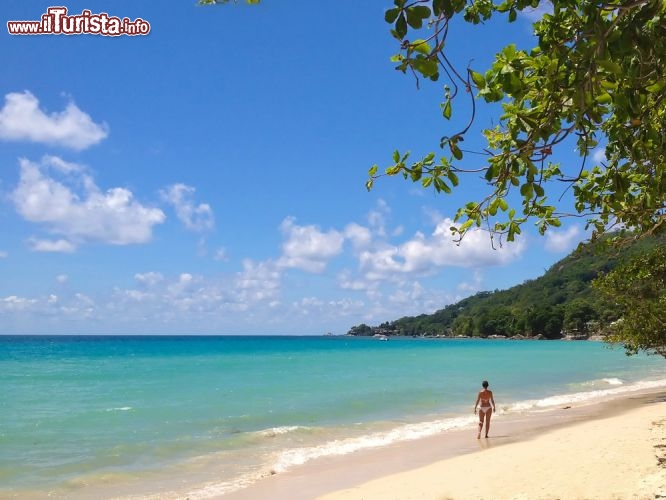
[348,236,665,340]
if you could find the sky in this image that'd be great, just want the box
[0,1,590,335]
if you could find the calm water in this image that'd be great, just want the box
[1,335,664,498]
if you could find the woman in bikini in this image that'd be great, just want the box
[474,380,496,439]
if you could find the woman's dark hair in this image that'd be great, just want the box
[482,380,489,388]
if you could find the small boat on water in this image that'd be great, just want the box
[375,334,389,341]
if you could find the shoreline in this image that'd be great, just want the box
[220,389,666,500]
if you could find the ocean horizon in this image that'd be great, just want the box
[2,334,665,498]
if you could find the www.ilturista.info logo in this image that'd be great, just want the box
[7,7,151,36]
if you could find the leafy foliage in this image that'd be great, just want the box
[368,0,666,244]
[594,244,666,356]
[348,235,665,348]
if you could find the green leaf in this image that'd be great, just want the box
[413,58,439,78]
[433,0,445,16]
[434,177,452,193]
[369,164,378,177]
[412,6,431,19]
[395,12,407,38]
[392,150,400,163]
[450,142,463,160]
[385,8,400,23]
[597,59,622,75]
[596,92,612,104]
[600,80,618,91]
[646,82,664,93]
[410,39,431,55]
[442,99,452,119]
[520,183,534,198]
[406,8,423,29]
[459,219,474,232]
[470,70,485,88]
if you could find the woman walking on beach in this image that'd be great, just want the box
[474,380,496,439]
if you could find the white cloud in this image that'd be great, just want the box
[235,259,282,302]
[0,91,108,149]
[357,217,525,281]
[367,198,391,237]
[0,295,38,312]
[12,156,166,250]
[214,247,228,261]
[104,266,282,327]
[30,238,76,253]
[0,292,97,323]
[134,272,164,287]
[59,293,96,318]
[337,269,377,291]
[160,184,214,232]
[344,223,373,250]
[117,289,152,303]
[45,155,85,174]
[277,217,344,273]
[0,251,7,259]
[56,274,69,284]
[544,225,581,253]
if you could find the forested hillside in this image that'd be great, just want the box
[348,236,665,339]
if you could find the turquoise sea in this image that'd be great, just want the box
[2,335,665,498]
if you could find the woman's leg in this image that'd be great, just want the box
[484,410,492,437]
[477,412,483,439]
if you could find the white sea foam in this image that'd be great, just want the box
[257,425,304,438]
[507,378,666,413]
[602,377,624,386]
[577,377,625,389]
[270,415,476,473]
[105,406,132,412]
[168,470,275,500]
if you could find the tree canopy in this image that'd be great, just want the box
[594,243,666,355]
[372,0,665,355]
[369,0,666,245]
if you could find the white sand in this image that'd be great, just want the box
[318,401,666,500]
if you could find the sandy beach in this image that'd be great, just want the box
[223,392,666,500]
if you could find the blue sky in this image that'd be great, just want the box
[0,1,588,334]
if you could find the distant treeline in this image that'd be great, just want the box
[348,235,664,339]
